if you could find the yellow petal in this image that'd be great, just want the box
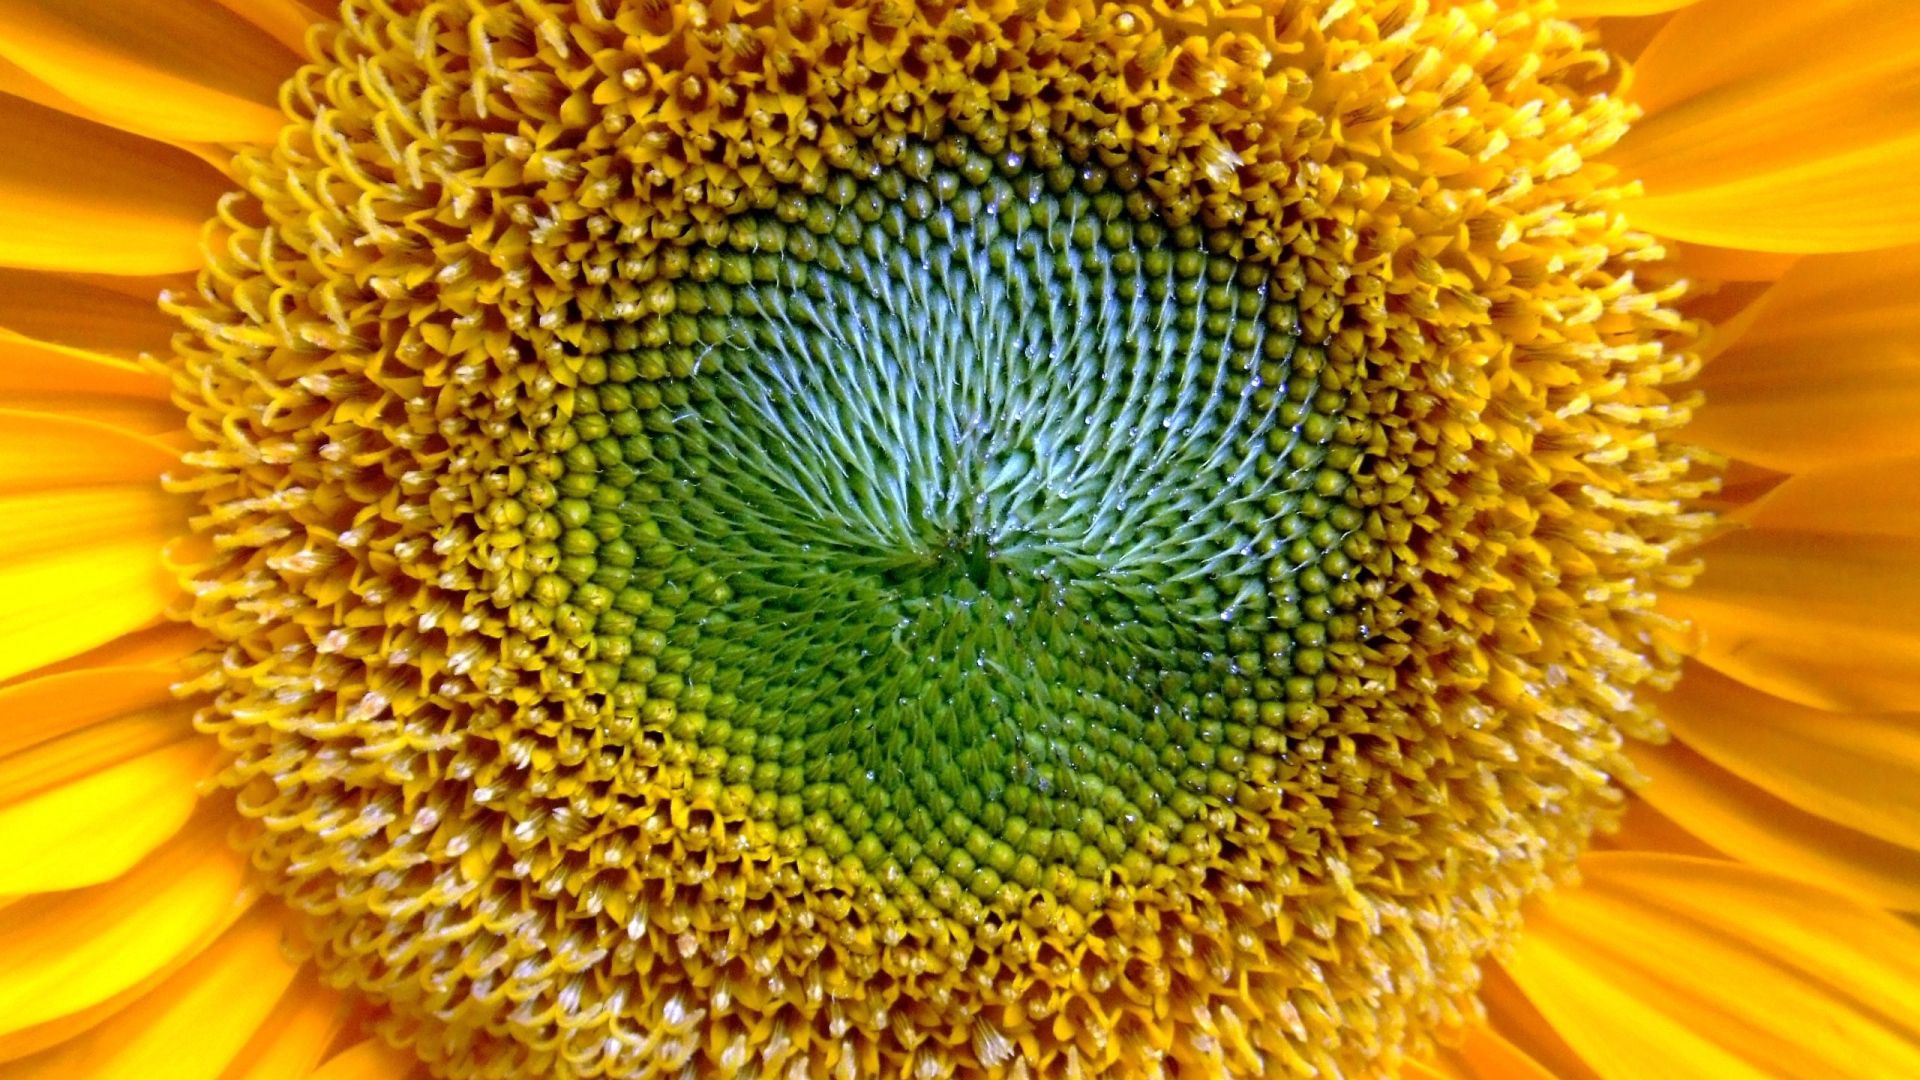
[0,48,243,176]
[1592,13,1671,63]
[1504,854,1920,1080]
[0,410,179,492]
[1664,530,1920,712]
[0,485,183,683]
[1633,736,1920,911]
[0,662,177,759]
[0,336,177,434]
[0,269,182,358]
[0,329,162,395]
[0,670,214,1061]
[1476,964,1604,1080]
[0,485,174,563]
[1558,0,1699,14]
[205,0,324,55]
[1591,794,1720,859]
[0,737,216,894]
[0,93,228,275]
[1456,1028,1562,1080]
[1587,856,1920,1039]
[0,53,113,127]
[1687,245,1920,471]
[0,812,254,1037]
[309,1038,424,1080]
[1729,457,1920,539]
[1658,662,1920,848]
[1669,242,1797,285]
[1422,1025,1563,1080]
[1507,935,1757,1079]
[0,0,291,145]
[0,700,193,804]
[217,972,356,1080]
[0,963,177,1064]
[0,397,179,438]
[1613,0,1920,252]
[3,620,202,684]
[5,907,300,1080]
[0,809,227,1063]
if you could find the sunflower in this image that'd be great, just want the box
[2,0,1917,1076]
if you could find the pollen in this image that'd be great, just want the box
[165,1,1709,1077]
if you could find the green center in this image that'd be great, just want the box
[557,145,1351,910]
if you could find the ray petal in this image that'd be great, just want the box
[1613,0,1920,252]
[0,813,255,1038]
[4,907,302,1080]
[0,0,292,145]
[1504,854,1920,1080]
[0,94,227,275]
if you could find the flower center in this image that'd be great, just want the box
[165,2,1705,1076]
[551,148,1343,915]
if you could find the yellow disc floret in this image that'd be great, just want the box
[167,1,1708,1076]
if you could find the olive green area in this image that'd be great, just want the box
[553,145,1356,905]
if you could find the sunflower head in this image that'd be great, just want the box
[159,0,1704,1075]
[17,0,1920,1078]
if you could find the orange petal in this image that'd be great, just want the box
[1504,853,1920,1080]
[0,410,180,492]
[0,269,182,357]
[1658,662,1920,849]
[0,480,180,557]
[0,811,255,1037]
[0,330,167,397]
[0,0,292,145]
[1589,855,1920,1043]
[0,398,179,438]
[0,93,227,274]
[1728,457,1920,539]
[5,906,300,1080]
[1592,14,1674,63]
[0,333,176,436]
[217,972,356,1080]
[1668,242,1797,286]
[309,1038,425,1080]
[1477,963,1605,1080]
[1697,459,1787,517]
[1613,0,1920,252]
[1590,794,1722,858]
[1422,1025,1564,1080]
[1664,529,1920,712]
[0,54,112,127]
[1687,245,1920,472]
[0,662,178,759]
[0,695,194,804]
[206,0,324,56]
[0,56,247,176]
[1632,736,1920,911]
[1559,0,1699,14]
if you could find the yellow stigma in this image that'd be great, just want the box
[165,1,1709,1077]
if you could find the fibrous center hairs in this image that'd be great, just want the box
[166,2,1704,1077]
